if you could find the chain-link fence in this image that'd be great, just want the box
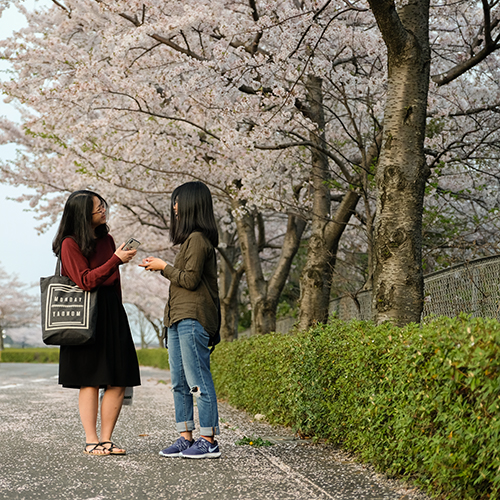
[329,254,500,321]
[329,289,372,321]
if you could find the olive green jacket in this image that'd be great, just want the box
[161,231,219,336]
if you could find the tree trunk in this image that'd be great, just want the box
[133,304,165,348]
[218,226,242,341]
[297,75,361,330]
[297,75,330,328]
[298,189,360,330]
[231,201,272,335]
[368,0,431,325]
[231,198,306,335]
[218,255,244,342]
[220,276,241,342]
[267,213,306,304]
[150,321,164,348]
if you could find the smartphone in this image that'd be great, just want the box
[123,238,141,251]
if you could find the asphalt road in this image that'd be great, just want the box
[0,363,429,500]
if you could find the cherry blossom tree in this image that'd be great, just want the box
[0,0,499,332]
[0,264,39,349]
[0,0,372,334]
[368,0,500,324]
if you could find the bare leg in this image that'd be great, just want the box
[79,386,109,455]
[100,386,126,453]
[181,431,193,442]
[180,432,214,443]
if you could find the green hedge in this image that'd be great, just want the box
[0,347,169,368]
[211,315,500,500]
[136,348,170,370]
[0,348,60,363]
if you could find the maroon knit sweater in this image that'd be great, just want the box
[60,234,123,299]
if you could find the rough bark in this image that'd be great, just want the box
[367,0,431,325]
[297,75,361,330]
[217,228,244,342]
[222,273,243,341]
[231,198,306,335]
[219,271,243,342]
[268,213,307,310]
[298,189,360,330]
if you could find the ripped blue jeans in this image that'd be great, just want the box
[167,319,220,436]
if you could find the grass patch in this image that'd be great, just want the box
[235,436,274,447]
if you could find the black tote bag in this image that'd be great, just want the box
[40,255,98,346]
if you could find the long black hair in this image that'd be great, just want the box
[52,190,109,258]
[170,181,218,247]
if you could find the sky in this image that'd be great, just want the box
[0,0,57,292]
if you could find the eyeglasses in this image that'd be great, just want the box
[92,204,106,215]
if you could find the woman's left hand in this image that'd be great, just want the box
[139,256,168,272]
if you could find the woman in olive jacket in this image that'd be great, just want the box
[140,181,221,459]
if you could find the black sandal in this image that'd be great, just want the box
[84,443,110,456]
[100,441,126,455]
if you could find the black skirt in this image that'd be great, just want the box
[58,286,141,389]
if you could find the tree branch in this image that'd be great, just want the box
[118,9,207,61]
[51,0,71,17]
[432,2,500,86]
[118,12,140,27]
[427,102,500,118]
[366,0,409,57]
[249,0,259,22]
[431,37,500,86]
[149,33,207,61]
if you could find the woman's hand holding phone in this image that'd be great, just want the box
[115,242,138,263]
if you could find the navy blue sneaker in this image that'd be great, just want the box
[159,437,194,457]
[181,437,221,459]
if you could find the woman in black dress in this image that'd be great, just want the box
[53,190,141,456]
